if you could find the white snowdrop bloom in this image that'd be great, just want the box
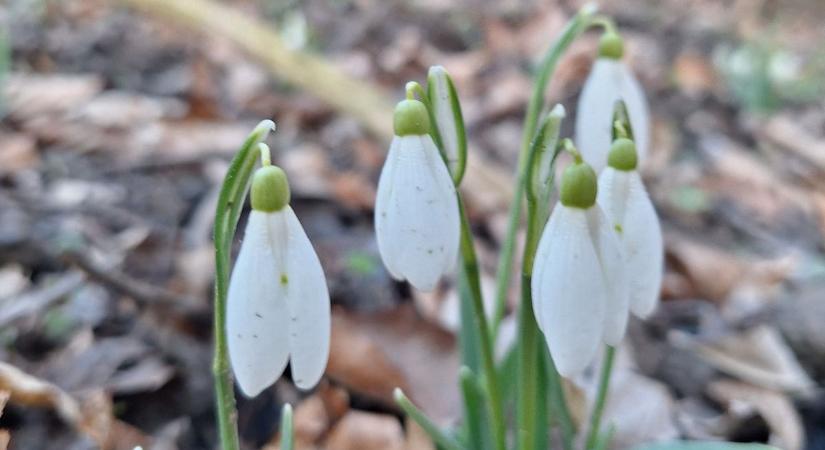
[227,164,330,397]
[375,99,460,292]
[597,137,663,318]
[531,154,629,377]
[575,32,650,173]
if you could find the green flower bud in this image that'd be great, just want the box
[598,31,624,60]
[607,137,637,171]
[559,161,597,208]
[251,165,290,212]
[393,99,430,136]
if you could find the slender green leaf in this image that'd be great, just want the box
[459,367,492,450]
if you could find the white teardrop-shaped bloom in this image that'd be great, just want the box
[531,204,629,376]
[597,167,663,318]
[227,208,330,396]
[575,58,650,173]
[375,135,460,292]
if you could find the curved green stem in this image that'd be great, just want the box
[212,120,274,450]
[491,4,598,337]
[584,346,616,450]
[457,196,506,450]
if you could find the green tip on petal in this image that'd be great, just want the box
[607,137,638,171]
[393,99,430,136]
[598,31,624,60]
[560,161,597,208]
[251,165,290,212]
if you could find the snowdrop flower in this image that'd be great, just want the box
[597,136,663,318]
[575,32,650,173]
[531,144,629,376]
[375,99,460,292]
[227,156,330,396]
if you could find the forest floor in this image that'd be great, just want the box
[1,0,825,449]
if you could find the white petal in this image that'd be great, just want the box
[531,206,606,377]
[622,173,663,317]
[576,59,650,173]
[530,203,563,333]
[375,135,460,291]
[226,211,290,397]
[282,207,331,390]
[375,137,404,280]
[585,207,630,345]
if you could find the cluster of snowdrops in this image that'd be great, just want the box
[211,6,672,450]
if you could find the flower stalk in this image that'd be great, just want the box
[212,120,275,450]
[584,346,617,450]
[492,3,599,337]
[518,106,565,450]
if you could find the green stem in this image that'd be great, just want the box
[516,193,543,450]
[584,346,616,450]
[457,196,506,450]
[394,389,465,450]
[212,120,274,450]
[280,404,294,450]
[491,4,598,337]
[545,351,576,450]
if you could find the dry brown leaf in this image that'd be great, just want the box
[0,133,39,174]
[708,379,804,450]
[128,120,263,161]
[328,306,460,424]
[666,233,747,302]
[673,52,718,96]
[324,411,405,450]
[0,362,82,425]
[3,73,103,119]
[404,417,435,450]
[689,325,814,392]
[274,382,351,450]
[327,310,410,405]
[0,361,142,449]
[576,348,679,448]
[0,389,8,448]
[331,172,377,210]
[762,115,825,172]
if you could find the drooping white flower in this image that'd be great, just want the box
[531,154,629,377]
[227,164,330,397]
[575,33,650,173]
[597,137,663,318]
[375,99,460,292]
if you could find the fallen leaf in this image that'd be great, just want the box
[578,348,680,449]
[666,233,747,303]
[708,379,804,450]
[0,133,39,174]
[327,306,460,424]
[324,411,405,450]
[3,73,103,119]
[689,326,814,393]
[673,52,718,97]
